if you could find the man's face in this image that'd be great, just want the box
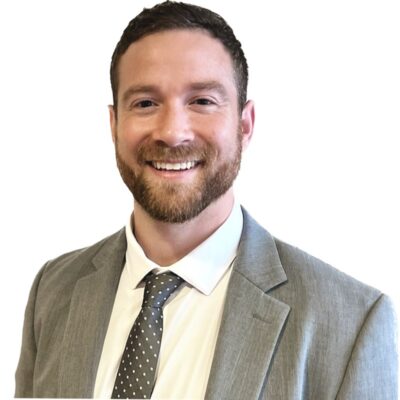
[110,29,254,223]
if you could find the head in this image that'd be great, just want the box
[110,1,248,114]
[110,2,254,224]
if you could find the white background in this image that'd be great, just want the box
[1,0,399,397]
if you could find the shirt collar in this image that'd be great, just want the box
[125,201,243,295]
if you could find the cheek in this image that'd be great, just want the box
[196,113,236,140]
[202,119,240,150]
[116,121,143,153]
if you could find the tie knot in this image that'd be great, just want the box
[142,272,183,308]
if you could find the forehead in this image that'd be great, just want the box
[117,29,237,94]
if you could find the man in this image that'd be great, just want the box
[15,1,397,399]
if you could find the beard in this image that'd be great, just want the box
[115,130,243,223]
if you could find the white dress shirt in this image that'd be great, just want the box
[94,202,243,399]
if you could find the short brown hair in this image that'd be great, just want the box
[110,1,248,112]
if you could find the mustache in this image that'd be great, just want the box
[136,141,215,163]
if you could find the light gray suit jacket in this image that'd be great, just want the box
[15,209,398,399]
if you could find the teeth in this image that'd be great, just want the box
[152,161,197,171]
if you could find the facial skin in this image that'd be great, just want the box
[110,29,254,224]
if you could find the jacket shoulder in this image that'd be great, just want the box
[33,228,126,308]
[273,237,382,313]
[41,228,126,278]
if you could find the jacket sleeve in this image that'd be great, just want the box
[15,265,46,398]
[336,294,398,400]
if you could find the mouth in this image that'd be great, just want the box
[148,160,200,171]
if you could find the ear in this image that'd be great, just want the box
[108,105,117,143]
[240,100,255,150]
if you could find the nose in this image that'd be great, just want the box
[152,102,194,146]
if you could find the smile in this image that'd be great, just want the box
[150,161,199,171]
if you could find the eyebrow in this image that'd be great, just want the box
[188,81,229,98]
[121,81,229,105]
[121,85,160,106]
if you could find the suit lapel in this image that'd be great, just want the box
[206,209,290,400]
[57,229,127,398]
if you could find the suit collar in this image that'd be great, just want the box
[206,208,290,399]
[234,208,288,292]
[91,229,127,271]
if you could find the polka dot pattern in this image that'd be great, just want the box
[112,272,183,399]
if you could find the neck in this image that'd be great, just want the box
[132,190,235,266]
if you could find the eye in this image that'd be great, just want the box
[135,99,156,108]
[192,98,215,106]
[129,99,159,113]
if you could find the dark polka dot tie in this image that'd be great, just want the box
[112,272,183,399]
